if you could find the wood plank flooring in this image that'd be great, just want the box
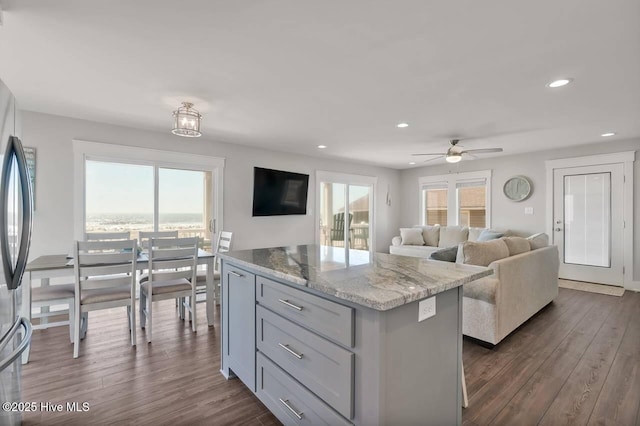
[21,288,640,425]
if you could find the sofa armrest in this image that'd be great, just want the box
[488,245,559,341]
[391,236,402,246]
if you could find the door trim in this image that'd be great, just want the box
[545,151,636,289]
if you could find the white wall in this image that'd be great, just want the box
[23,111,401,260]
[399,138,640,282]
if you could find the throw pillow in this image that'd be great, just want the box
[501,236,531,256]
[477,229,504,241]
[429,246,458,262]
[459,239,510,267]
[527,233,549,250]
[413,225,440,247]
[468,227,486,242]
[400,228,425,246]
[438,226,469,248]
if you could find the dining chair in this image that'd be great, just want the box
[195,231,232,303]
[139,236,198,343]
[138,231,179,250]
[84,231,131,241]
[72,239,138,358]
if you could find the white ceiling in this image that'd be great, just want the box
[0,0,638,169]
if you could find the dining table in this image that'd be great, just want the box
[20,249,217,363]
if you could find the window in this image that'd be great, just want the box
[74,141,224,250]
[422,183,448,226]
[419,171,491,228]
[456,180,487,227]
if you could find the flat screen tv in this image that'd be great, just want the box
[252,167,309,216]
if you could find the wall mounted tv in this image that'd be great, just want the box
[252,167,309,216]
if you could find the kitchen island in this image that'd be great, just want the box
[219,245,492,426]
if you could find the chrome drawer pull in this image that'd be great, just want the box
[278,343,303,359]
[228,271,243,278]
[279,398,303,420]
[278,299,303,311]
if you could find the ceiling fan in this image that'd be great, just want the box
[412,139,503,163]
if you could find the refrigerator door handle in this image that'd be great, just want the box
[0,317,32,371]
[0,136,33,290]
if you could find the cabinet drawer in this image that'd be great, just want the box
[257,305,354,419]
[257,352,351,426]
[256,276,354,347]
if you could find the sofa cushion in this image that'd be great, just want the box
[502,236,531,256]
[527,232,549,250]
[463,277,498,304]
[429,246,458,262]
[414,225,440,247]
[458,239,510,267]
[468,227,487,242]
[478,229,504,241]
[438,226,469,248]
[400,228,424,246]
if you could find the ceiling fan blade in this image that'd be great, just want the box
[422,155,445,163]
[411,152,447,156]
[462,148,503,154]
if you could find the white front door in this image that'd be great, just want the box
[552,164,624,286]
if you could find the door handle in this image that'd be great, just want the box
[0,137,33,290]
[555,228,562,232]
[228,271,243,278]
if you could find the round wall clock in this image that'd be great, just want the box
[503,176,532,202]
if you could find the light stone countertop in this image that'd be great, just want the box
[219,244,493,311]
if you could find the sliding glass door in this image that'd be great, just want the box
[317,172,375,253]
[84,160,216,249]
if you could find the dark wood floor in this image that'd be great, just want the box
[22,288,640,425]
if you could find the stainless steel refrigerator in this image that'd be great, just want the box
[0,77,33,426]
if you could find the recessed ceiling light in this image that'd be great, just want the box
[397,123,409,128]
[408,162,416,165]
[546,78,573,88]
[601,132,616,137]
[317,145,327,149]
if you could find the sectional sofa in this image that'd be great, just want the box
[389,226,559,345]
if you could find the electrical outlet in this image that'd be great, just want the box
[418,297,436,322]
[524,207,534,215]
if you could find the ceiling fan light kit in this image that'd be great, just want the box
[412,139,503,164]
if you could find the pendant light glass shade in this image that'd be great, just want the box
[172,102,202,137]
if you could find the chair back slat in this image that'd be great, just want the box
[79,263,134,277]
[150,257,194,271]
[78,239,135,251]
[80,275,132,290]
[139,231,179,249]
[78,252,134,265]
[150,247,195,261]
[84,232,131,241]
[150,270,192,282]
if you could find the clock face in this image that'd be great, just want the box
[504,176,531,201]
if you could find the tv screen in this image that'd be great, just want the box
[252,167,309,216]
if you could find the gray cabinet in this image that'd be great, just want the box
[221,263,256,391]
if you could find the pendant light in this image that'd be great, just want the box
[172,102,202,137]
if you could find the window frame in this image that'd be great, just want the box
[73,140,225,242]
[418,170,492,228]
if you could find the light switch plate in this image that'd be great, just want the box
[524,207,534,215]
[418,297,436,322]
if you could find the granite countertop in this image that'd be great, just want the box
[219,244,493,311]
